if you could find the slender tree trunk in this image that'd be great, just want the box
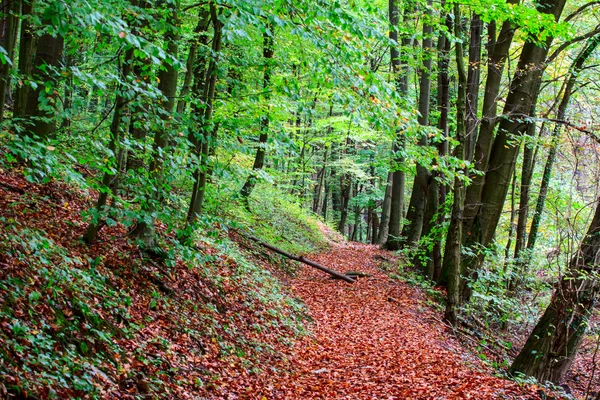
[176,8,210,114]
[402,0,433,246]
[525,33,600,261]
[132,0,180,247]
[84,49,134,243]
[384,0,408,250]
[462,0,519,237]
[459,0,566,302]
[0,0,19,122]
[508,122,541,291]
[431,8,451,283]
[186,3,223,225]
[377,171,393,244]
[510,198,600,383]
[444,2,467,326]
[13,0,34,119]
[24,14,64,140]
[322,169,330,221]
[338,174,352,235]
[240,25,275,207]
[504,170,518,268]
[465,13,482,162]
[312,145,329,214]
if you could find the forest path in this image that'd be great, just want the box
[255,241,541,399]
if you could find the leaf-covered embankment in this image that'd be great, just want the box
[0,168,307,399]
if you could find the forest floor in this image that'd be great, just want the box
[234,237,547,399]
[1,168,591,399]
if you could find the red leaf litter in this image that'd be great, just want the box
[232,242,544,400]
[0,169,554,399]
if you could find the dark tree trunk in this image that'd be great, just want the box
[431,8,451,283]
[186,2,223,225]
[176,8,210,114]
[508,122,541,291]
[84,49,135,243]
[240,25,275,207]
[527,33,600,253]
[460,0,566,302]
[384,0,408,251]
[402,0,433,246]
[371,207,380,244]
[376,171,393,244]
[338,173,352,235]
[132,0,180,248]
[462,0,519,238]
[13,0,34,119]
[24,14,64,140]
[443,2,467,326]
[510,199,600,383]
[0,0,19,122]
[312,145,329,214]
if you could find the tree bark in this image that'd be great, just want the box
[312,145,329,214]
[510,198,600,383]
[460,0,566,302]
[527,33,600,253]
[13,0,34,119]
[242,232,355,283]
[186,2,223,226]
[240,25,275,207]
[376,171,393,244]
[384,0,409,250]
[24,10,64,140]
[444,2,467,326]
[462,0,519,238]
[0,0,19,122]
[431,8,452,283]
[84,48,134,243]
[402,0,433,246]
[132,0,180,247]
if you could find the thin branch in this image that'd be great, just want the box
[546,25,600,65]
[564,1,600,23]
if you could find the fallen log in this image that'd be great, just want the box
[241,232,355,283]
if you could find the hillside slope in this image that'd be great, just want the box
[0,169,309,399]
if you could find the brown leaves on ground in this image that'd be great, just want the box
[0,169,556,399]
[231,242,544,399]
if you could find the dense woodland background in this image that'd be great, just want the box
[2,0,600,397]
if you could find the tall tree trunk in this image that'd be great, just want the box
[462,0,519,238]
[312,145,329,214]
[459,0,566,302]
[376,171,393,244]
[0,0,19,122]
[431,8,451,283]
[384,0,408,250]
[510,198,600,383]
[176,8,210,114]
[240,25,275,207]
[402,0,433,246]
[23,11,64,140]
[186,2,223,226]
[508,122,541,291]
[84,48,134,243]
[444,2,467,326]
[322,168,330,221]
[132,0,180,247]
[438,11,481,285]
[526,33,600,254]
[13,0,33,119]
[465,13,482,162]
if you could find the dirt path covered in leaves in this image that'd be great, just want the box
[249,241,541,399]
